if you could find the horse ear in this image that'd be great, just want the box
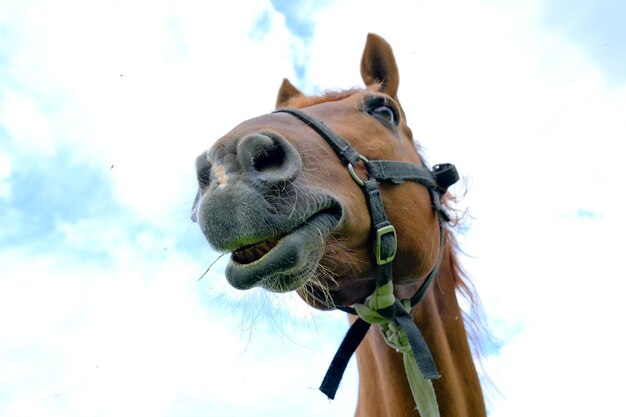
[275,78,303,108]
[360,33,399,98]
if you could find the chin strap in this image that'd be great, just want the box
[273,108,459,416]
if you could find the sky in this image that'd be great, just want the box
[1,0,625,416]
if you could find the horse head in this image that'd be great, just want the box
[191,33,487,417]
[192,34,444,309]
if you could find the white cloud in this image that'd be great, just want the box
[1,0,301,223]
[0,148,11,199]
[0,91,54,155]
[0,243,357,417]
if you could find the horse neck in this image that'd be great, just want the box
[352,243,487,417]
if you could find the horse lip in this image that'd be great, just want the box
[225,201,343,292]
[230,200,342,262]
[231,234,286,265]
[230,234,288,267]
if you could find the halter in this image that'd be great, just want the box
[274,108,459,416]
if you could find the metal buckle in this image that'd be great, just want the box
[348,155,369,187]
[375,224,397,265]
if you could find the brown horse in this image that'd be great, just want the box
[191,33,486,417]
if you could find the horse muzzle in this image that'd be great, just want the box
[192,130,343,292]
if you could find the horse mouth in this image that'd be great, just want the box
[232,235,286,265]
[225,205,342,293]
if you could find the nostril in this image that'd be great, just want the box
[197,166,211,188]
[253,141,286,174]
[195,153,212,189]
[238,133,302,184]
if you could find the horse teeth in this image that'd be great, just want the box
[233,235,283,264]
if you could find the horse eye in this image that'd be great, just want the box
[371,105,396,125]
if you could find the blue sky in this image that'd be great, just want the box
[543,0,626,85]
[1,0,625,416]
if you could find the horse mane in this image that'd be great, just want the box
[434,169,490,361]
[442,191,494,400]
[445,227,490,358]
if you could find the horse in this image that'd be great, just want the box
[191,33,486,417]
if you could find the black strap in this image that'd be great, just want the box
[394,302,440,379]
[274,108,361,166]
[319,318,371,399]
[366,160,438,187]
[410,221,446,307]
[363,179,397,272]
[318,300,440,401]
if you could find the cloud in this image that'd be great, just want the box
[0,242,358,417]
[542,0,626,85]
[270,0,331,41]
[0,148,11,199]
[0,0,302,224]
[0,91,55,156]
[480,216,626,416]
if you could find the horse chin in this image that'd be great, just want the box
[299,277,377,310]
[224,210,341,293]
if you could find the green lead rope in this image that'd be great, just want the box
[354,282,440,417]
[403,349,440,417]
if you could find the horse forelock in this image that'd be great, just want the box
[281,85,382,109]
